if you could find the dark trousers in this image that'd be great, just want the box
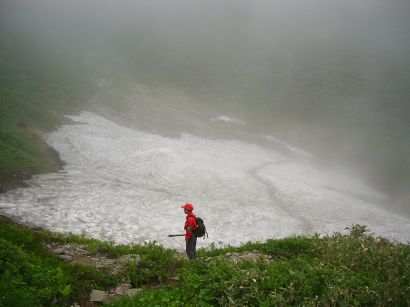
[186,233,197,260]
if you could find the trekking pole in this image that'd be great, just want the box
[168,234,185,237]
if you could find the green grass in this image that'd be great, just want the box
[1,216,409,306]
[0,215,184,306]
[0,216,114,306]
[198,235,319,259]
[43,232,185,288]
[0,35,92,191]
[108,225,410,307]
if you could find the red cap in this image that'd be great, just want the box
[181,203,193,211]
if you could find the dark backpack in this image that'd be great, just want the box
[194,217,207,238]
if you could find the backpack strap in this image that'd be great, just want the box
[187,214,198,231]
[193,215,198,231]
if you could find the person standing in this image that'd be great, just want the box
[181,203,197,260]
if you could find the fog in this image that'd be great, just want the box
[2,0,410,218]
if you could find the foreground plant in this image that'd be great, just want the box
[1,217,408,306]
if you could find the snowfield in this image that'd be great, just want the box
[1,112,409,249]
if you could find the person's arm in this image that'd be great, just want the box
[185,216,196,240]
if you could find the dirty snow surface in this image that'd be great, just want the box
[1,112,409,248]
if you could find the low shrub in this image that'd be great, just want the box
[109,225,410,306]
[1,217,408,306]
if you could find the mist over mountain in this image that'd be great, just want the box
[2,0,409,215]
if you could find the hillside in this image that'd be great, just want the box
[0,215,409,306]
[1,3,410,305]
[1,50,409,305]
[0,36,92,192]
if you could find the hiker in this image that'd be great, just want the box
[181,203,197,260]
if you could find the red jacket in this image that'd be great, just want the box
[184,212,197,241]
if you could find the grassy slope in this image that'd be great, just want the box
[0,215,183,306]
[1,71,409,304]
[0,34,91,191]
[112,225,410,306]
[0,216,408,306]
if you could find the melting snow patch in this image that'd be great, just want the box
[0,112,409,249]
